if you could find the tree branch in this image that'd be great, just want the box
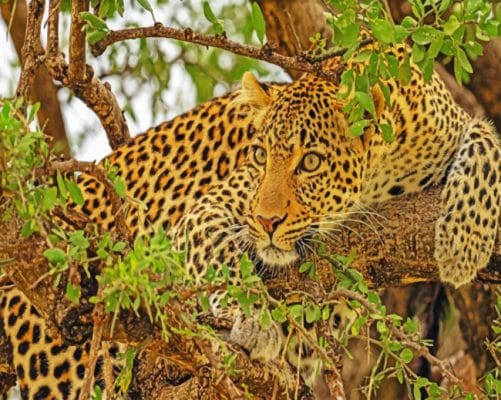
[69,0,88,82]
[1,182,499,398]
[15,0,44,101]
[91,23,344,83]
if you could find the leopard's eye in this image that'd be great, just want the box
[300,152,322,172]
[253,146,267,166]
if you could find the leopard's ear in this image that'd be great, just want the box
[236,72,274,127]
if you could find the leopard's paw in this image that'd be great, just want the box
[434,210,496,288]
[229,313,283,362]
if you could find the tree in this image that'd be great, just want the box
[0,0,500,399]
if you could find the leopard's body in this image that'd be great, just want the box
[1,45,500,399]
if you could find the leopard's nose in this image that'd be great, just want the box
[256,214,287,235]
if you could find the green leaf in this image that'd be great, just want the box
[322,306,330,321]
[239,253,254,279]
[427,31,444,59]
[136,0,153,13]
[355,92,376,116]
[367,291,381,305]
[370,19,395,44]
[202,1,217,24]
[298,261,311,273]
[112,241,126,252]
[203,1,224,34]
[199,295,210,312]
[396,369,403,384]
[69,231,90,250]
[259,308,272,330]
[400,348,413,363]
[271,307,287,323]
[380,123,394,142]
[411,26,440,45]
[443,15,461,35]
[87,30,108,45]
[28,102,41,122]
[56,171,67,201]
[113,177,126,199]
[80,12,108,31]
[404,318,418,334]
[42,187,58,211]
[398,52,412,85]
[401,16,417,29]
[305,304,321,324]
[453,51,462,84]
[251,2,266,45]
[456,47,473,73]
[44,248,66,264]
[376,320,388,335]
[348,119,370,138]
[66,283,81,304]
[66,180,84,206]
[439,0,452,13]
[21,221,34,237]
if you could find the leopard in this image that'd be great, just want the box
[1,43,500,399]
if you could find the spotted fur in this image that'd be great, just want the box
[1,45,500,398]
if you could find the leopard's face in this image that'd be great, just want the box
[240,74,369,268]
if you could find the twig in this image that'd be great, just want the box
[44,52,131,149]
[46,0,60,56]
[69,0,89,82]
[330,289,467,392]
[301,37,374,63]
[91,23,344,83]
[15,0,44,100]
[79,301,106,400]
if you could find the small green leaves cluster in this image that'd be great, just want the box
[91,228,186,337]
[0,100,49,234]
[80,12,110,45]
[323,254,451,399]
[325,0,499,142]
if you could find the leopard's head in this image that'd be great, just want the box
[239,72,384,268]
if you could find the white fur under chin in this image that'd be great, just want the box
[257,246,299,267]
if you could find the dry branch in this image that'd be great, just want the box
[91,23,343,82]
[10,0,130,150]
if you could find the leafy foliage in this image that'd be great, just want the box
[324,0,500,141]
[2,1,501,398]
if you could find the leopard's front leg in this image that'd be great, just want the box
[435,119,500,287]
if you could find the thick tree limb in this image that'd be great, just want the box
[1,183,500,398]
[257,0,333,79]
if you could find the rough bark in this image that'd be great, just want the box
[258,0,332,79]
[0,184,500,398]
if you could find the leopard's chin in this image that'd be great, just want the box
[256,245,300,267]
